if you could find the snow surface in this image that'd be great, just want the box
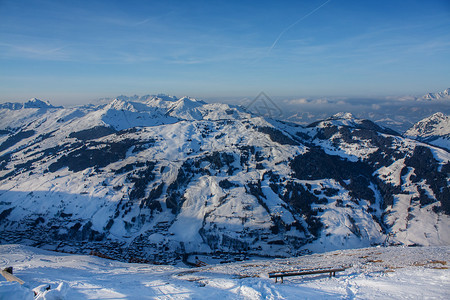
[0,244,449,299]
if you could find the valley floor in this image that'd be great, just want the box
[0,244,449,299]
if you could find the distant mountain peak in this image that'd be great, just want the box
[405,112,450,150]
[154,94,179,102]
[106,98,138,111]
[113,94,180,104]
[330,112,354,120]
[405,112,449,137]
[427,112,446,120]
[420,88,450,101]
[0,98,58,110]
[24,98,56,108]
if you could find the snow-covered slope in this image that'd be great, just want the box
[0,244,449,299]
[405,112,450,150]
[0,96,449,264]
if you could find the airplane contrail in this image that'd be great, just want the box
[268,0,332,54]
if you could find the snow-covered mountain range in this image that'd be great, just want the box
[0,98,60,110]
[0,95,449,263]
[421,88,450,101]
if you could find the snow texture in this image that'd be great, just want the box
[0,244,449,299]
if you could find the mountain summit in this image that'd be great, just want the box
[405,112,450,150]
[23,98,56,109]
[0,98,58,110]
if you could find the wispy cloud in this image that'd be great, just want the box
[285,98,338,105]
[0,42,69,60]
[267,0,332,54]
[264,17,450,71]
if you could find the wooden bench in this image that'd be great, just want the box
[268,267,346,283]
[195,260,208,267]
[1,267,25,285]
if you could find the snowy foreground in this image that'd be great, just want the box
[0,245,449,299]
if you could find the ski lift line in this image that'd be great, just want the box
[268,0,332,54]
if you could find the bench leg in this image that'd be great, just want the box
[281,276,283,284]
[275,277,277,283]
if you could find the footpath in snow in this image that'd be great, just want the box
[0,244,449,299]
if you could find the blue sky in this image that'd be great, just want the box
[1,0,449,104]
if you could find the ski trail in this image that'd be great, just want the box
[344,276,359,300]
[144,279,194,300]
[236,283,262,300]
